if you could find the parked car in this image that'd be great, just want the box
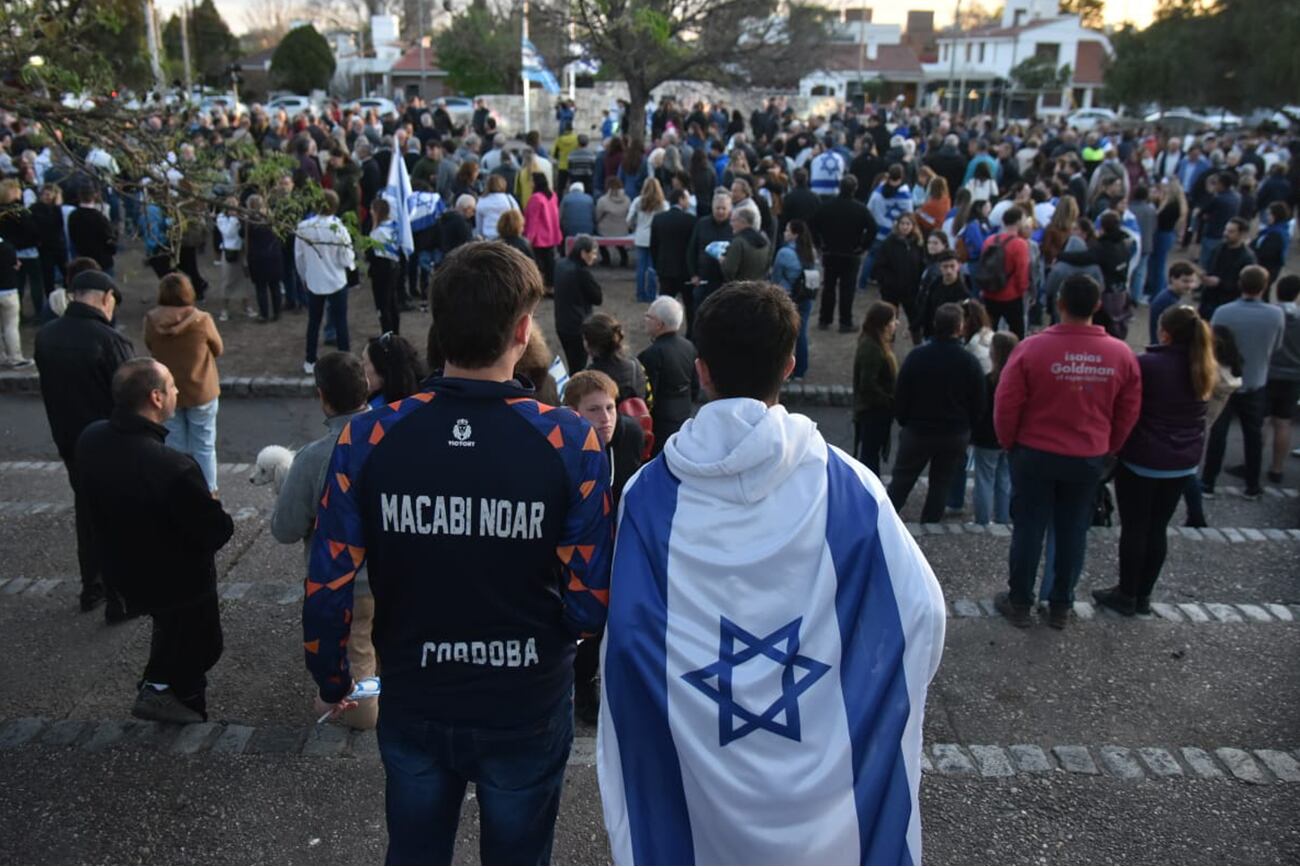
[1144,107,1242,134]
[199,94,247,118]
[266,95,317,116]
[1065,108,1118,131]
[347,97,399,118]
[442,95,475,126]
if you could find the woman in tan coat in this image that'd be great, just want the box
[144,273,224,494]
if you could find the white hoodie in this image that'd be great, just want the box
[598,398,946,866]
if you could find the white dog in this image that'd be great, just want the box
[249,445,295,495]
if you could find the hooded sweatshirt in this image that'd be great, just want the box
[598,398,946,865]
[720,226,770,282]
[867,181,914,243]
[143,305,223,407]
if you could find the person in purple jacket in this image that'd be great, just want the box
[1093,305,1216,616]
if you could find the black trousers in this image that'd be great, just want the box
[1203,388,1266,490]
[63,457,102,600]
[179,244,208,298]
[143,592,223,718]
[534,245,557,288]
[983,296,1026,339]
[821,254,859,327]
[853,410,893,476]
[370,257,401,335]
[886,428,969,523]
[1114,464,1186,600]
[574,632,601,694]
[253,277,282,320]
[558,331,586,374]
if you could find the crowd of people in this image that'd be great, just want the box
[11,90,1300,865]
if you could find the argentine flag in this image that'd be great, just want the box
[383,146,415,256]
[598,399,946,865]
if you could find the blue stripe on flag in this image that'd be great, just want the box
[824,452,915,866]
[604,458,694,864]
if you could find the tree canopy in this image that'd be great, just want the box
[558,0,833,139]
[1104,0,1300,113]
[1058,0,1104,29]
[162,0,241,87]
[271,25,337,94]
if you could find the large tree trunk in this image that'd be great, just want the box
[624,78,650,143]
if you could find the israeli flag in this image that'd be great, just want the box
[383,147,415,255]
[598,399,946,865]
[407,189,445,235]
[522,38,561,94]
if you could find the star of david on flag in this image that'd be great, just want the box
[683,616,830,747]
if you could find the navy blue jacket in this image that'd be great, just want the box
[1119,343,1207,471]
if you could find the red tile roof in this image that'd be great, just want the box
[938,17,1061,39]
[818,42,925,76]
[1073,40,1106,85]
[390,45,446,73]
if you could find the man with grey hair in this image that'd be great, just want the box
[722,204,770,282]
[686,191,734,316]
[639,294,698,454]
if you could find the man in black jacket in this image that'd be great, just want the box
[639,295,698,454]
[887,303,986,523]
[1201,217,1258,318]
[923,134,967,202]
[75,358,234,723]
[649,189,698,323]
[917,251,973,340]
[685,192,733,324]
[67,185,117,274]
[780,168,820,236]
[811,175,877,332]
[553,235,603,371]
[33,270,133,616]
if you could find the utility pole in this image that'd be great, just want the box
[143,0,165,93]
[180,0,194,99]
[521,0,530,134]
[856,3,865,111]
[946,0,960,116]
[419,0,428,100]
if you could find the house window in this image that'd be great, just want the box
[965,42,972,61]
[1034,42,1059,62]
[978,42,986,62]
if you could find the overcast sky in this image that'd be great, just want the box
[156,0,1158,36]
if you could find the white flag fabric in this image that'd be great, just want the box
[407,190,445,236]
[598,398,946,865]
[383,149,415,256]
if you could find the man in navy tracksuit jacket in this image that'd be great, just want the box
[304,241,613,865]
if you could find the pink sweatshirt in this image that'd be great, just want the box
[524,192,562,249]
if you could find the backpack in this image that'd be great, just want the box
[617,396,655,462]
[791,264,821,303]
[973,235,1009,294]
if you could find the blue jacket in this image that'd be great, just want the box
[560,191,596,237]
[770,242,805,294]
[304,377,614,720]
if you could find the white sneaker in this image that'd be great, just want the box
[218,310,229,322]
[303,361,314,375]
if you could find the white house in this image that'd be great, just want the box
[328,15,407,98]
[924,0,1113,117]
[798,14,927,105]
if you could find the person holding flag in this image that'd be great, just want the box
[406,181,446,307]
[382,133,417,310]
[598,281,946,865]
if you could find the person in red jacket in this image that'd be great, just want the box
[979,206,1032,338]
[993,273,1142,629]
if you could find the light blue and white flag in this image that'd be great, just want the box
[522,38,561,94]
[407,189,445,235]
[383,147,415,255]
[598,399,946,865]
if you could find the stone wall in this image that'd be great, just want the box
[478,81,843,141]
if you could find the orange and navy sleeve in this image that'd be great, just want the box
[302,401,404,703]
[512,398,614,638]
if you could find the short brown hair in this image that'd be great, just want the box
[497,208,524,238]
[693,281,798,401]
[157,273,196,307]
[563,370,618,408]
[486,174,508,194]
[1239,264,1269,297]
[431,241,543,368]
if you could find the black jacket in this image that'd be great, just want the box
[893,336,986,436]
[872,234,924,304]
[924,147,967,201]
[29,201,67,262]
[34,303,135,460]
[686,215,732,284]
[0,202,41,251]
[917,272,973,339]
[75,410,233,612]
[638,332,698,452]
[1200,242,1258,317]
[649,207,696,281]
[780,186,821,232]
[1057,230,1130,290]
[67,206,117,271]
[608,415,645,507]
[590,353,647,403]
[812,195,877,258]
[437,211,474,255]
[971,372,1000,449]
[553,254,603,336]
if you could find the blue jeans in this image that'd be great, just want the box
[165,398,219,492]
[972,446,1010,524]
[857,238,882,290]
[794,298,813,377]
[634,246,655,302]
[1007,446,1104,607]
[1149,230,1174,297]
[1130,251,1150,302]
[306,290,350,362]
[378,696,573,865]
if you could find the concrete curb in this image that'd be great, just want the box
[2,719,1297,783]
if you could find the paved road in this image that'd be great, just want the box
[1,395,1297,864]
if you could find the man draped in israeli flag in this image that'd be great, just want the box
[598,282,946,866]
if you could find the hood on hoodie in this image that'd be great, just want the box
[146,305,204,336]
[665,398,819,505]
[1063,235,1087,253]
[736,227,769,249]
